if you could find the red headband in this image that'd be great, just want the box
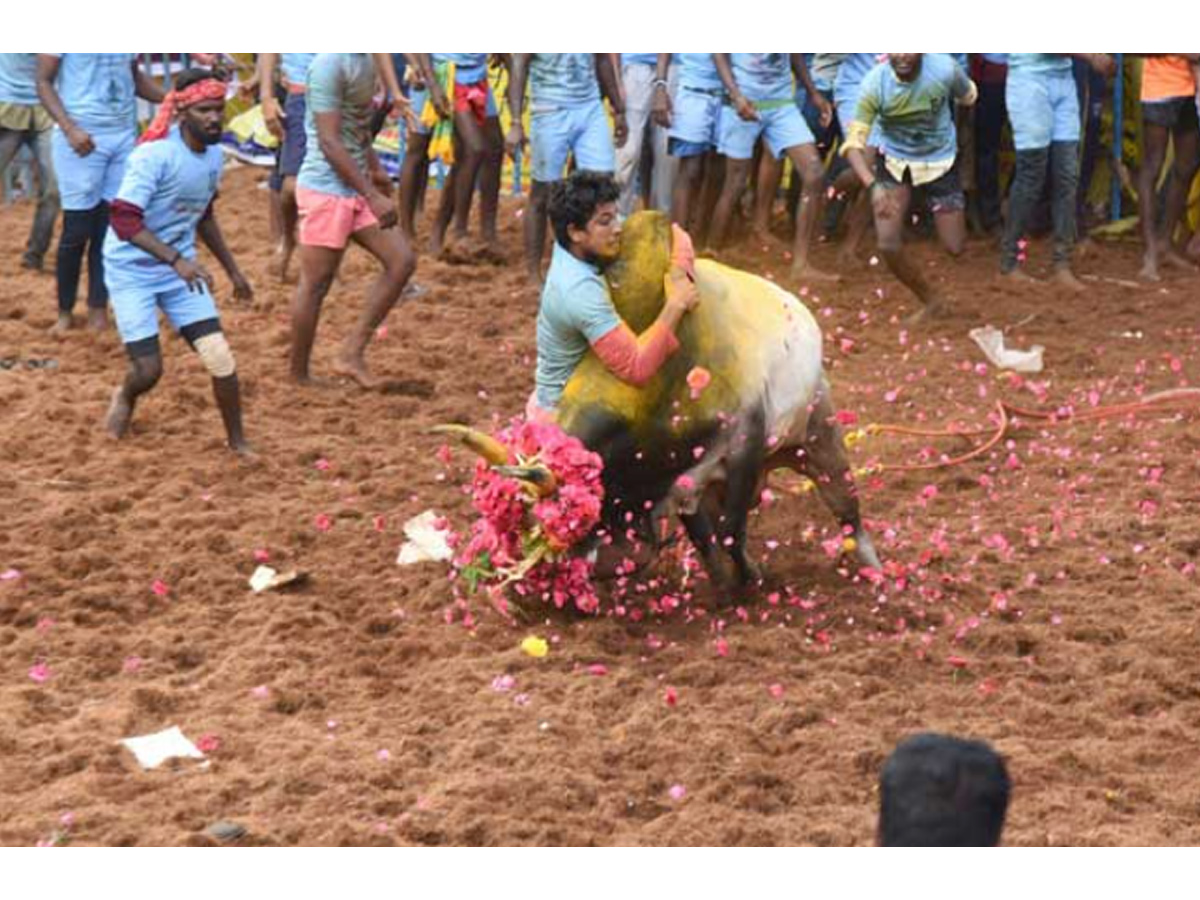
[138,78,227,145]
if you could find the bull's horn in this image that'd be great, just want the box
[492,465,558,498]
[430,425,509,466]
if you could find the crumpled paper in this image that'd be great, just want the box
[248,565,305,593]
[396,510,453,566]
[969,325,1045,373]
[120,726,208,770]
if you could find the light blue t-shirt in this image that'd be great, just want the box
[535,241,621,410]
[47,53,136,132]
[298,53,376,198]
[836,53,885,95]
[432,53,489,84]
[808,53,848,92]
[854,54,972,163]
[1008,54,1072,76]
[676,54,723,92]
[529,54,600,112]
[729,54,794,103]
[622,53,660,68]
[104,126,224,291]
[0,53,39,106]
[280,53,318,88]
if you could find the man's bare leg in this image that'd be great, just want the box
[876,182,946,322]
[105,352,163,438]
[524,180,552,286]
[785,143,839,282]
[709,157,751,250]
[398,131,432,242]
[478,117,504,257]
[290,244,344,385]
[333,225,417,389]
[272,177,299,283]
[1138,121,1170,281]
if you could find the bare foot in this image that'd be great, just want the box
[229,439,256,458]
[1001,267,1042,286]
[1138,256,1162,282]
[748,228,787,254]
[49,313,75,336]
[402,281,430,300]
[1052,267,1086,292]
[790,263,842,284]
[87,307,109,331]
[290,371,338,389]
[479,240,505,265]
[105,387,133,439]
[332,355,383,390]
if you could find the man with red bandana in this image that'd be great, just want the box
[103,69,254,454]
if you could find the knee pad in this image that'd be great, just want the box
[194,332,236,378]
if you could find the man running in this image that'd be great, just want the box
[1135,54,1200,281]
[290,53,418,389]
[0,53,59,273]
[103,69,253,454]
[710,54,837,283]
[506,54,627,285]
[843,53,976,322]
[1000,53,1114,289]
[37,53,164,332]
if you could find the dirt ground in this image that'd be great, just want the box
[1,164,1198,846]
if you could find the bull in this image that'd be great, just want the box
[442,211,880,590]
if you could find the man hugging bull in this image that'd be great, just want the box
[447,170,880,590]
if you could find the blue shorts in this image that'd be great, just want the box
[668,87,723,158]
[51,125,134,211]
[110,279,220,346]
[530,101,615,183]
[717,102,814,160]
[280,92,307,178]
[1006,70,1080,151]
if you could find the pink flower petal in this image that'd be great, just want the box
[668,784,687,801]
[151,579,169,597]
[28,662,50,683]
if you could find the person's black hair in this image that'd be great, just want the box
[548,170,620,250]
[174,67,221,92]
[879,733,1011,847]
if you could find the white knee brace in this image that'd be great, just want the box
[194,332,236,378]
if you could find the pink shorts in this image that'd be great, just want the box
[296,186,379,249]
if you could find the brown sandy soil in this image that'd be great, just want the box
[1,165,1198,846]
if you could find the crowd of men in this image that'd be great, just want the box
[2,53,1199,449]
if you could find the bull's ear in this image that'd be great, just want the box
[430,425,509,466]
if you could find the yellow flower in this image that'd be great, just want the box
[520,636,549,659]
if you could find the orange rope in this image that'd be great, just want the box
[865,388,1200,475]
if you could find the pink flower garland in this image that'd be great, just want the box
[453,418,606,615]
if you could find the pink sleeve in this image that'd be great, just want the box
[592,321,680,387]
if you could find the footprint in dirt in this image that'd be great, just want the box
[379,378,436,399]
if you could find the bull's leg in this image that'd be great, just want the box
[802,382,882,571]
[718,410,767,586]
[680,507,735,589]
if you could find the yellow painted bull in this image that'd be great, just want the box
[444,211,880,588]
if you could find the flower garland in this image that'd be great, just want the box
[451,418,606,615]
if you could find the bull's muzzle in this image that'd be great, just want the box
[491,465,558,498]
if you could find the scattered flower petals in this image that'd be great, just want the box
[195,733,221,754]
[668,784,687,801]
[314,514,333,532]
[767,683,785,699]
[491,674,516,692]
[585,663,608,677]
[122,656,143,674]
[28,662,51,683]
[151,579,169,598]
[664,686,679,707]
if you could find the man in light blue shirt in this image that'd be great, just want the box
[37,53,163,332]
[0,53,58,272]
[506,54,627,285]
[843,54,976,321]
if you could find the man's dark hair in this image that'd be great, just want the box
[548,170,620,249]
[879,733,1011,847]
[174,67,221,92]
